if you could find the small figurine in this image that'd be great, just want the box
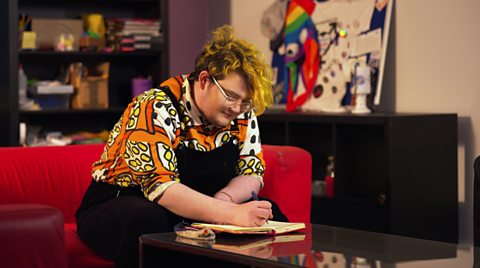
[351,63,371,114]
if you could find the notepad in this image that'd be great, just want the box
[191,220,306,235]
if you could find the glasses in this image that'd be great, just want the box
[211,76,253,112]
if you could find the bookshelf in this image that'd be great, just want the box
[0,0,169,146]
[258,110,458,243]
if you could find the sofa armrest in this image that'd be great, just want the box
[0,204,67,268]
[261,145,312,223]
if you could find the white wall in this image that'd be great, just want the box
[231,0,479,265]
[395,0,480,250]
[230,1,273,62]
[168,0,230,76]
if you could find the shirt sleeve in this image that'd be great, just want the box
[123,88,181,201]
[237,112,265,188]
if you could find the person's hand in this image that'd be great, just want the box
[230,200,273,227]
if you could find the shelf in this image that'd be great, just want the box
[21,0,158,3]
[19,50,162,58]
[19,0,161,10]
[311,195,334,201]
[19,108,124,134]
[259,112,458,243]
[20,108,125,116]
[311,195,384,208]
[261,109,443,125]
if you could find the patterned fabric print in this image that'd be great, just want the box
[115,172,134,187]
[181,127,234,152]
[237,156,265,177]
[137,173,176,198]
[183,139,207,151]
[179,76,199,129]
[107,115,123,148]
[92,154,121,182]
[180,106,193,130]
[124,140,156,173]
[239,115,261,157]
[236,114,264,181]
[152,91,180,141]
[99,145,108,162]
[92,167,108,182]
[91,74,266,202]
[155,142,177,172]
[213,130,232,148]
[126,99,141,131]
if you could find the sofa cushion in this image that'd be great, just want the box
[261,145,312,222]
[0,204,67,268]
[0,144,104,223]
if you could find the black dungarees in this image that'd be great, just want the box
[76,86,287,268]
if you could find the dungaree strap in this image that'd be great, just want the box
[161,85,181,118]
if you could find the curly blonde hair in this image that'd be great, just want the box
[192,25,273,115]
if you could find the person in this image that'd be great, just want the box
[75,24,288,268]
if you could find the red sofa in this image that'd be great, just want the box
[0,144,311,268]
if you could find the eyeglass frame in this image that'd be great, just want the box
[210,76,253,112]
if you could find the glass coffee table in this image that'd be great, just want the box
[140,223,477,268]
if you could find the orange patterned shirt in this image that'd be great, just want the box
[91,75,265,202]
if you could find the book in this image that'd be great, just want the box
[191,220,306,235]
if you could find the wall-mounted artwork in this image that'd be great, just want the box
[261,0,393,113]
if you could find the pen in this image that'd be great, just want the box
[251,190,258,201]
[251,191,268,223]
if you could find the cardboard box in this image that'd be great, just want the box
[70,62,110,109]
[31,19,83,51]
[72,76,108,109]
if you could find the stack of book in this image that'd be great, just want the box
[105,18,162,52]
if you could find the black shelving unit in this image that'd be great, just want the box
[258,110,458,243]
[19,109,124,134]
[0,0,168,146]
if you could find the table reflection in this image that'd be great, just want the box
[171,223,476,267]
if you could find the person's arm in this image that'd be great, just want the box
[214,113,266,204]
[213,175,262,203]
[157,183,271,226]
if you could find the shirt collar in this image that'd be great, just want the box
[181,74,209,126]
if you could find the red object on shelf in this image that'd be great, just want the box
[325,175,334,198]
